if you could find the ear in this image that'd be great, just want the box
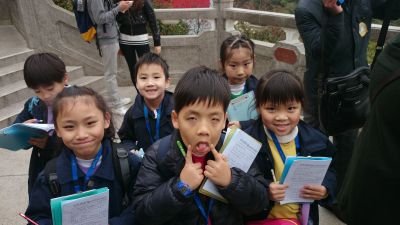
[171,110,179,129]
[63,73,69,85]
[104,112,111,129]
[56,127,62,137]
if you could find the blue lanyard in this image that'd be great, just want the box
[143,105,162,144]
[269,131,300,163]
[194,194,214,225]
[70,145,103,193]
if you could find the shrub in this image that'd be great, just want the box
[234,21,285,43]
[53,0,73,11]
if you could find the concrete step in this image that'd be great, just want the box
[0,75,105,128]
[0,66,86,109]
[0,49,34,69]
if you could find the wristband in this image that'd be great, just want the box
[176,179,193,198]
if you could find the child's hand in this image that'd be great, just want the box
[29,136,49,149]
[300,184,328,200]
[23,119,39,124]
[204,145,231,188]
[179,145,204,190]
[227,121,241,128]
[153,46,161,55]
[268,182,288,201]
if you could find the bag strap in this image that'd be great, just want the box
[370,69,400,104]
[371,0,395,69]
[111,142,131,208]
[44,158,61,197]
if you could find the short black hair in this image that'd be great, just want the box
[53,86,115,139]
[23,53,66,89]
[255,70,304,107]
[133,52,169,84]
[174,66,230,113]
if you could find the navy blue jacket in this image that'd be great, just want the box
[118,91,174,151]
[25,139,141,225]
[14,96,61,195]
[133,131,270,225]
[223,74,259,130]
[245,120,337,225]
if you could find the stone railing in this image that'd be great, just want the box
[7,0,400,84]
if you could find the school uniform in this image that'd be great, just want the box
[25,138,141,225]
[245,119,337,225]
[14,96,61,196]
[133,130,270,225]
[118,91,174,151]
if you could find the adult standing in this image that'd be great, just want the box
[87,0,132,115]
[295,0,387,215]
[116,0,161,86]
[338,34,400,225]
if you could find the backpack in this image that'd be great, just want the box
[44,142,132,208]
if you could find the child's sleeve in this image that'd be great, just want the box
[117,108,138,151]
[218,161,271,215]
[143,0,161,47]
[13,98,34,124]
[133,144,191,225]
[24,172,53,225]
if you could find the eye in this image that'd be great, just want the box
[139,76,147,80]
[87,120,97,126]
[187,116,196,121]
[212,117,220,122]
[62,125,74,130]
[34,90,41,94]
[46,87,54,91]
[229,64,236,68]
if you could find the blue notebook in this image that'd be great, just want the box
[227,91,259,122]
[0,123,54,151]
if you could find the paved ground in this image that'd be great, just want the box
[0,86,346,225]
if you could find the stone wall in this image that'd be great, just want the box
[0,0,10,22]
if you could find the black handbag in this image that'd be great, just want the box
[318,67,370,136]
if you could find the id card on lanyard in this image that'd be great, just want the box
[144,105,162,144]
[70,145,103,193]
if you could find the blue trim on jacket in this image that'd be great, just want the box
[244,119,337,225]
[25,138,141,225]
[118,91,174,151]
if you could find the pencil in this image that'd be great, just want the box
[18,212,39,225]
[176,140,186,157]
[271,169,277,183]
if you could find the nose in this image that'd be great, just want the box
[43,91,52,101]
[197,120,210,137]
[76,126,88,139]
[146,78,155,86]
[237,66,245,75]
[275,111,288,121]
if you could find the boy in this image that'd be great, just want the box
[133,66,269,225]
[14,53,69,195]
[87,0,132,115]
[118,52,174,152]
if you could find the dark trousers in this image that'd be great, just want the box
[119,43,150,86]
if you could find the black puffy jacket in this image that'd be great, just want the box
[133,131,270,225]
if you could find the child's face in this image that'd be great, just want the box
[223,47,254,85]
[33,77,67,106]
[56,97,110,160]
[258,100,301,136]
[172,101,226,157]
[136,63,170,104]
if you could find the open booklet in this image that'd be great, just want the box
[227,91,259,122]
[0,123,54,151]
[51,187,109,225]
[279,156,332,204]
[199,127,262,202]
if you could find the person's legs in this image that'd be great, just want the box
[303,72,320,128]
[119,43,137,85]
[100,42,127,109]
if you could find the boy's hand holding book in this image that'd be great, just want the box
[204,145,231,188]
[300,184,328,200]
[180,146,204,190]
[268,182,288,202]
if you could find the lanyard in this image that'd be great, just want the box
[143,105,162,144]
[194,194,214,225]
[269,131,300,163]
[70,145,103,193]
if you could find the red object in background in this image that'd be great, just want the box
[156,0,210,8]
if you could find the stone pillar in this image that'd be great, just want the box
[216,0,234,47]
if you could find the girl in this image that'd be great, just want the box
[245,70,336,225]
[116,0,161,86]
[25,86,141,225]
[220,35,258,129]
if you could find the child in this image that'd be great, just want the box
[245,70,336,225]
[220,35,258,129]
[116,0,161,85]
[25,86,141,225]
[133,66,269,225]
[118,52,174,152]
[14,52,69,195]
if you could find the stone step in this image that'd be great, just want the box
[0,66,86,109]
[0,49,34,69]
[0,75,105,128]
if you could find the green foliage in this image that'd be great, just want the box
[234,21,285,43]
[53,0,73,11]
[234,0,296,14]
[367,40,376,65]
[158,20,189,35]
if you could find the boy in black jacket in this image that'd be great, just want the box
[118,53,174,152]
[133,66,269,225]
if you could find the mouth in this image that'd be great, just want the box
[274,124,289,132]
[193,142,210,156]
